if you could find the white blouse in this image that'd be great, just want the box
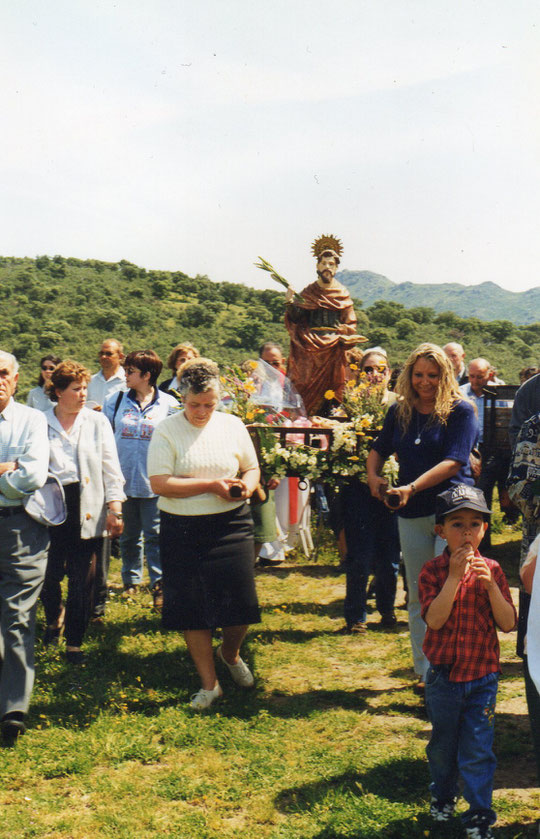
[27,386,56,412]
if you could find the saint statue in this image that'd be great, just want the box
[284,234,366,415]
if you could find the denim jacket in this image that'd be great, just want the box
[103,388,178,497]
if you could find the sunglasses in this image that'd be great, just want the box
[99,351,115,357]
[41,365,55,372]
[124,367,139,376]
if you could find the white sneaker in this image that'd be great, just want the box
[216,644,254,688]
[189,682,223,711]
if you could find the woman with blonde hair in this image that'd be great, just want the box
[367,343,478,689]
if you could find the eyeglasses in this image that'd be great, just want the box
[99,351,114,357]
[124,367,138,376]
[41,365,55,372]
[363,366,388,374]
[268,361,281,368]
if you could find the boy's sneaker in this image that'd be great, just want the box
[464,814,494,839]
[430,796,456,821]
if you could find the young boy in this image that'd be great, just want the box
[419,484,517,839]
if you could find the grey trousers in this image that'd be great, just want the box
[0,510,49,717]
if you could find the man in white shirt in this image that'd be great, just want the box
[443,342,468,385]
[87,339,127,408]
[87,339,126,619]
[0,351,49,746]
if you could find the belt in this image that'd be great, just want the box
[0,506,24,519]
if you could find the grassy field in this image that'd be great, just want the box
[0,521,538,838]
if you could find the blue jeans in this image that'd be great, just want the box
[120,497,161,588]
[425,665,498,826]
[342,481,399,624]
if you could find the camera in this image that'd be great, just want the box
[385,491,401,509]
[229,484,243,498]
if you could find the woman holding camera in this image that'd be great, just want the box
[367,343,478,688]
[148,358,260,710]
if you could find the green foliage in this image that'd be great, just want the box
[366,300,406,326]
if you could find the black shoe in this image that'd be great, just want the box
[152,581,163,610]
[380,611,397,628]
[1,717,26,747]
[66,649,85,665]
[338,621,367,635]
[43,624,64,646]
[257,556,284,567]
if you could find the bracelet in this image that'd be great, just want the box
[108,511,123,519]
[409,482,417,496]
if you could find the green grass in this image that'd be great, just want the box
[0,521,538,838]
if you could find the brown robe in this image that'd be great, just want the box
[285,281,358,416]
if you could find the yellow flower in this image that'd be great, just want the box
[348,456,359,461]
[244,380,256,393]
[220,376,227,384]
[324,390,335,399]
[345,380,356,389]
[245,411,255,420]
[360,417,371,428]
[249,360,258,369]
[349,363,358,370]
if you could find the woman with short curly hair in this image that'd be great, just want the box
[148,358,261,710]
[40,360,126,662]
[367,343,478,689]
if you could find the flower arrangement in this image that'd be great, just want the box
[221,364,398,487]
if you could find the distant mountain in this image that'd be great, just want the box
[338,270,540,325]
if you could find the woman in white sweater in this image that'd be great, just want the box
[40,360,125,663]
[148,358,261,710]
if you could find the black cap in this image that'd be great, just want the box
[435,484,491,523]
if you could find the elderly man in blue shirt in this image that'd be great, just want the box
[0,351,50,746]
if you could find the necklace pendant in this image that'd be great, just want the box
[414,437,421,445]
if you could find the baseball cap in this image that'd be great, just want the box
[435,484,491,523]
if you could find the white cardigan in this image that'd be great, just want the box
[46,407,126,539]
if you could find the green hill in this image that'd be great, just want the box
[1,255,538,399]
[339,270,540,325]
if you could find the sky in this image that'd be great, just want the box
[2,1,540,295]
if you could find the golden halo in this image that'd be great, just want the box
[311,234,343,260]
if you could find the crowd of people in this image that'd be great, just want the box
[0,332,539,839]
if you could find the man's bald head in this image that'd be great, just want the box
[468,358,491,397]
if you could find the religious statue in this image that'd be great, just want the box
[283,234,366,415]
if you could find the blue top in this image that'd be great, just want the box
[103,388,178,498]
[372,399,479,518]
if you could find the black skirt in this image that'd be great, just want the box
[160,503,261,631]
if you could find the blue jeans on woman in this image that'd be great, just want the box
[120,496,161,588]
[342,481,399,625]
[425,664,498,828]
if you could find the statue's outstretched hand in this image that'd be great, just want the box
[285,287,295,304]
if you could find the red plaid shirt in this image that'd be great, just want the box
[419,550,516,682]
